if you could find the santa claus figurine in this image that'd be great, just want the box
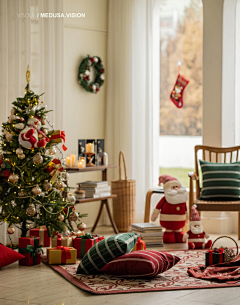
[183,205,212,249]
[151,175,188,243]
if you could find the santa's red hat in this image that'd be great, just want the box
[190,205,201,226]
[159,174,181,191]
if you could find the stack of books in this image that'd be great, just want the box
[77,181,111,198]
[129,222,163,247]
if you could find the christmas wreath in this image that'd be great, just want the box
[78,55,105,93]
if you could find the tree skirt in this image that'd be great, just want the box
[42,250,240,295]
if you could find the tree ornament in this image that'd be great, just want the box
[18,189,28,197]
[55,180,66,191]
[18,117,49,149]
[31,185,42,196]
[61,171,69,181]
[5,133,13,142]
[7,226,15,234]
[8,173,19,184]
[49,147,57,155]
[0,153,3,160]
[18,154,25,160]
[58,213,64,222]
[0,160,11,178]
[42,128,48,135]
[15,122,25,130]
[62,227,70,237]
[26,203,36,216]
[67,193,76,204]
[77,222,86,231]
[43,180,52,192]
[78,55,104,93]
[42,118,46,125]
[10,109,15,115]
[33,152,43,164]
[16,148,23,155]
[69,211,78,221]
[8,115,16,123]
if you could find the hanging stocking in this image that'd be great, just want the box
[170,74,189,108]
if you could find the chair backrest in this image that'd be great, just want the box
[194,145,240,197]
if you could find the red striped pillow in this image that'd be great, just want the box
[100,250,180,277]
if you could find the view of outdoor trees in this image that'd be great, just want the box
[160,0,203,136]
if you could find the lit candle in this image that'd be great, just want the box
[70,154,76,167]
[77,157,86,168]
[85,143,94,153]
[66,156,72,168]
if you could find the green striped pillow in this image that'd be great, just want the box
[76,233,139,274]
[199,160,240,200]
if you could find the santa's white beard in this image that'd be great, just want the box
[190,223,203,234]
[165,187,188,204]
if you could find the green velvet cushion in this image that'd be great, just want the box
[76,233,139,274]
[199,160,240,200]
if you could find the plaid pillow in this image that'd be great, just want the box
[199,160,240,200]
[76,233,139,274]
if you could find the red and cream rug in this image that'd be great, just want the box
[42,249,240,295]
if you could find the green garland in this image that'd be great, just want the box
[78,55,105,93]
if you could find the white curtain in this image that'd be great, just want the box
[106,0,160,222]
[0,0,64,245]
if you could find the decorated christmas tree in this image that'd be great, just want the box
[0,67,85,238]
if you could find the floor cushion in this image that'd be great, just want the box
[100,250,181,277]
[76,233,139,274]
[0,243,25,268]
[199,160,240,200]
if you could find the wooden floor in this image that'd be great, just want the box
[0,227,240,305]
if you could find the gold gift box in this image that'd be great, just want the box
[47,247,77,265]
[50,130,62,143]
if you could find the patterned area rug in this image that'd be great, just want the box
[42,250,240,295]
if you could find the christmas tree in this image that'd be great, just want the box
[0,67,85,238]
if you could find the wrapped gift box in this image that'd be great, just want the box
[51,235,76,248]
[73,234,104,258]
[19,236,42,266]
[29,226,51,247]
[47,246,77,264]
[205,248,225,266]
[131,237,146,252]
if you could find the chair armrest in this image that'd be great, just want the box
[188,172,198,211]
[188,172,198,180]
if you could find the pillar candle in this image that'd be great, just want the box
[70,154,76,167]
[85,143,94,153]
[66,156,72,167]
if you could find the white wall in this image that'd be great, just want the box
[63,0,108,229]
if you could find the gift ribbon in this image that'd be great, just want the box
[19,237,43,265]
[56,246,71,263]
[207,250,214,265]
[51,131,67,151]
[218,248,224,263]
[74,234,96,258]
[49,163,63,183]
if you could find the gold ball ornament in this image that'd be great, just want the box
[67,193,76,204]
[18,189,28,197]
[33,153,43,164]
[58,213,64,222]
[42,118,46,125]
[49,147,57,155]
[18,154,25,160]
[42,128,48,135]
[7,226,15,234]
[31,185,42,196]
[26,203,36,216]
[5,133,13,142]
[55,181,66,191]
[77,222,87,231]
[69,211,78,221]
[16,148,23,155]
[43,180,52,192]
[8,174,19,184]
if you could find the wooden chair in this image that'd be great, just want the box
[189,145,240,240]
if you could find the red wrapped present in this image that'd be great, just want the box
[49,130,67,151]
[46,159,64,183]
[0,160,11,178]
[73,233,103,258]
[131,237,146,252]
[29,226,51,247]
[47,246,77,264]
[19,237,42,266]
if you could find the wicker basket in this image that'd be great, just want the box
[211,236,239,262]
[111,151,135,232]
